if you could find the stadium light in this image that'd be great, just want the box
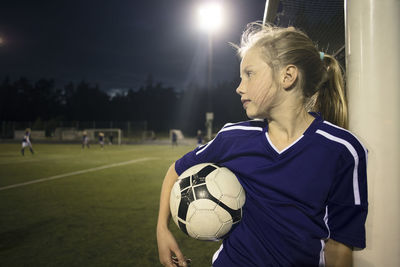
[197,2,223,33]
[196,1,224,141]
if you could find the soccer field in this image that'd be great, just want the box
[0,143,221,266]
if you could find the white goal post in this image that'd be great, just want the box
[84,128,122,145]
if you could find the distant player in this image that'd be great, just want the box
[108,134,113,145]
[196,130,203,147]
[99,132,105,149]
[82,131,90,149]
[171,131,178,147]
[21,128,34,156]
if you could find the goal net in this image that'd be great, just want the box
[170,129,184,140]
[84,128,122,145]
[264,0,345,65]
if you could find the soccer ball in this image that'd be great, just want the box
[170,163,245,241]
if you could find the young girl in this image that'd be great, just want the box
[21,128,34,155]
[82,131,90,149]
[157,23,368,267]
[98,132,105,149]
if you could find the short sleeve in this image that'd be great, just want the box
[327,146,368,249]
[175,132,226,175]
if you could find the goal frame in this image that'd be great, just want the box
[84,128,122,145]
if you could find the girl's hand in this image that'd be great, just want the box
[157,227,187,267]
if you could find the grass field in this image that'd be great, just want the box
[0,143,221,266]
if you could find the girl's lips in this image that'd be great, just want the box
[241,99,250,108]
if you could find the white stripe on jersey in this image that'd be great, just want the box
[323,121,369,164]
[319,240,326,267]
[212,243,224,264]
[220,125,263,133]
[323,205,330,239]
[195,125,263,155]
[319,206,332,266]
[196,138,215,155]
[316,129,362,205]
[223,119,264,128]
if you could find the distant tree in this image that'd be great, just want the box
[32,78,61,120]
[0,76,13,120]
[11,77,33,121]
[68,81,110,121]
[108,90,133,121]
[174,79,246,135]
[61,82,76,120]
[0,75,246,135]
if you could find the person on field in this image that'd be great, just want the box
[99,132,105,149]
[171,131,178,147]
[21,128,34,156]
[196,130,203,147]
[82,131,90,149]
[157,23,368,267]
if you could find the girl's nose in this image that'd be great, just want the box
[236,81,244,95]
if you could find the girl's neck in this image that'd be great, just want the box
[267,106,314,142]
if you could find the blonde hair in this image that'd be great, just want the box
[234,22,348,129]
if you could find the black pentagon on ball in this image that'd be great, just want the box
[178,176,191,191]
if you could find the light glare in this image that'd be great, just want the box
[197,2,223,33]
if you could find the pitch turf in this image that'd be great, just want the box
[0,143,221,266]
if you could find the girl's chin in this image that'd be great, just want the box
[245,107,258,117]
[246,112,258,119]
[246,110,266,120]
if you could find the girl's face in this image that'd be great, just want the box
[236,48,282,119]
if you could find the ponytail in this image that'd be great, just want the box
[313,55,348,129]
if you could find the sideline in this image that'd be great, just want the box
[0,147,143,166]
[0,157,157,192]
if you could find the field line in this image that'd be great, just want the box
[0,157,157,192]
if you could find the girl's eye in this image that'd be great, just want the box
[246,71,253,77]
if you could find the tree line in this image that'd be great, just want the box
[0,76,247,135]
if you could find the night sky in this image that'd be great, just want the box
[0,0,267,94]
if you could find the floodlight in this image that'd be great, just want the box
[197,2,223,33]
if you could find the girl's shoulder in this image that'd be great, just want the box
[314,120,368,158]
[219,119,267,134]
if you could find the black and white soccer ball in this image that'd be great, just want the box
[170,163,246,241]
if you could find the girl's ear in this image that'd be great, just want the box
[281,65,298,90]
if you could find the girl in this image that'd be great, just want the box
[21,128,34,155]
[157,23,368,267]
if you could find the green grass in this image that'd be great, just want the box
[0,144,221,266]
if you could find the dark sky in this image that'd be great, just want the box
[0,0,267,94]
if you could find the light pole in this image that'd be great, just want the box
[197,1,223,141]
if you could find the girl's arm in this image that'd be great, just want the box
[156,163,187,267]
[324,239,353,267]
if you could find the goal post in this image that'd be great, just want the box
[263,0,280,24]
[84,128,122,145]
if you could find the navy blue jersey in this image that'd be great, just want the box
[175,113,368,266]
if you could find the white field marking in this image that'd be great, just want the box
[0,148,145,165]
[0,157,157,192]
[0,155,75,165]
[0,159,41,165]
